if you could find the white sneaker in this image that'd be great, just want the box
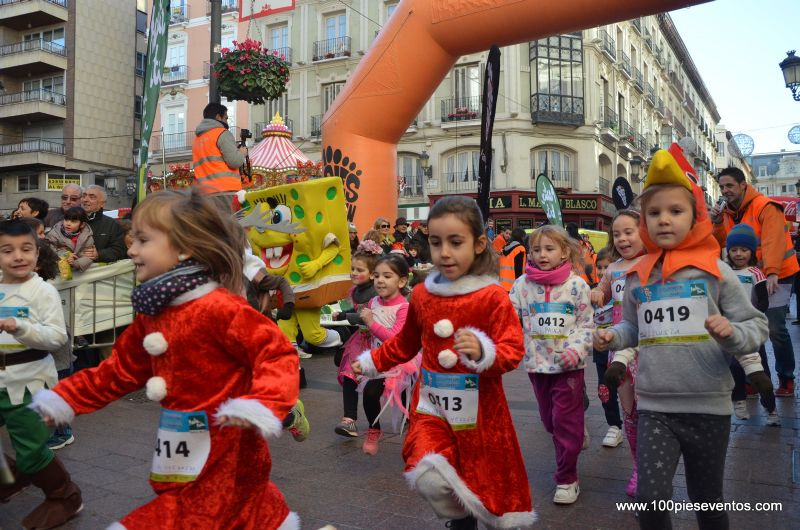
[582,424,590,450]
[602,425,624,448]
[733,400,749,420]
[766,411,781,426]
[294,344,312,359]
[553,482,580,504]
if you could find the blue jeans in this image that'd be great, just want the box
[766,306,795,381]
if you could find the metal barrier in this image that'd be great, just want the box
[54,259,135,349]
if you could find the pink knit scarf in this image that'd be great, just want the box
[525,261,571,286]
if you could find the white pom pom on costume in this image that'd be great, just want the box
[236,189,246,204]
[438,349,458,369]
[433,319,454,338]
[146,376,167,402]
[143,332,168,356]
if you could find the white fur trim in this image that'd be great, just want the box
[457,326,496,373]
[356,350,379,378]
[170,281,220,306]
[30,389,75,426]
[276,512,300,530]
[433,319,454,338]
[143,332,168,356]
[405,453,536,528]
[437,349,458,369]
[322,232,338,248]
[215,398,283,439]
[235,189,246,204]
[145,376,167,402]
[424,272,498,297]
[105,523,127,530]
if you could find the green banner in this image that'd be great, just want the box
[535,172,563,227]
[136,0,171,203]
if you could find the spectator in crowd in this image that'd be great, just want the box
[20,217,46,239]
[46,206,96,273]
[410,220,430,263]
[348,223,359,255]
[493,227,511,254]
[363,229,383,249]
[79,185,127,263]
[498,228,527,292]
[44,184,83,228]
[486,218,496,241]
[373,217,394,254]
[392,217,412,246]
[118,219,133,249]
[13,197,49,221]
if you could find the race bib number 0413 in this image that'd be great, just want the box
[633,280,710,346]
[150,409,211,483]
[416,369,479,430]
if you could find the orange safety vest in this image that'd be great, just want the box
[723,194,799,279]
[191,127,242,194]
[499,243,526,292]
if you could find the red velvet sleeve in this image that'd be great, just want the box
[54,318,153,415]
[222,304,299,422]
[482,289,525,377]
[371,297,422,373]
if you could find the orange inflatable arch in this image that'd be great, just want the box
[321,0,707,231]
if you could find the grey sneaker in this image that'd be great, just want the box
[766,411,781,426]
[335,417,358,438]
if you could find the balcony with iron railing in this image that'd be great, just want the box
[0,0,68,31]
[635,132,648,154]
[441,95,480,123]
[531,168,575,190]
[618,50,631,78]
[631,18,642,34]
[442,172,480,193]
[0,87,66,120]
[617,121,637,157]
[400,179,425,199]
[633,67,644,92]
[271,46,293,64]
[312,36,351,61]
[0,138,65,168]
[530,93,584,126]
[161,65,188,86]
[601,106,619,132]
[311,115,322,138]
[599,177,611,197]
[598,29,616,61]
[149,131,195,156]
[645,82,655,105]
[668,70,684,96]
[0,38,66,75]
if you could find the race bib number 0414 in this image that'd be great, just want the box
[633,280,710,346]
[416,369,479,430]
[150,409,211,483]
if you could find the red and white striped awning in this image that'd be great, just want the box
[249,113,312,172]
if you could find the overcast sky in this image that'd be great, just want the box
[670,0,799,155]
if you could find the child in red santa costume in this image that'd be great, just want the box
[353,196,535,530]
[31,189,300,530]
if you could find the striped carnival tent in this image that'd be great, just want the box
[247,112,321,188]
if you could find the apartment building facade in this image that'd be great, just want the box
[749,150,800,198]
[152,1,733,231]
[0,0,145,213]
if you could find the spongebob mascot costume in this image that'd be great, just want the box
[239,177,352,357]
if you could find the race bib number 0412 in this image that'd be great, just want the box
[633,280,710,346]
[150,409,211,483]
[529,302,575,340]
[416,369,479,430]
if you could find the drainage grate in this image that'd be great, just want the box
[124,389,150,403]
[793,449,800,485]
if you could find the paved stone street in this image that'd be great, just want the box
[3,319,800,530]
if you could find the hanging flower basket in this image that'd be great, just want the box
[212,38,290,105]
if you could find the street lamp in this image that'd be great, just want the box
[420,150,432,178]
[779,50,800,102]
[630,154,645,183]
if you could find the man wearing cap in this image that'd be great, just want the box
[393,217,412,247]
[710,166,799,397]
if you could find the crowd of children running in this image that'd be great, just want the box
[0,147,789,530]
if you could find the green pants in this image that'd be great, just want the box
[0,388,54,475]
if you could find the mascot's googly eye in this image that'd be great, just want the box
[271,205,292,225]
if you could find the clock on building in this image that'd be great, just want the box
[788,125,800,145]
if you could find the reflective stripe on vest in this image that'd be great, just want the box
[498,245,526,292]
[723,194,799,278]
[191,128,241,194]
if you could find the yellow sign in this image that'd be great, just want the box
[47,175,81,191]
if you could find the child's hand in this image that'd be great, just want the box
[590,289,605,307]
[40,414,56,428]
[604,361,627,389]
[351,361,363,376]
[593,329,614,351]
[67,253,77,265]
[217,416,254,429]
[0,318,17,333]
[453,329,482,361]
[360,308,374,325]
[705,315,733,340]
[556,349,581,370]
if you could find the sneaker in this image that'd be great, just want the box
[582,424,590,450]
[766,411,781,426]
[602,425,623,448]
[626,470,638,497]
[362,428,381,455]
[46,433,75,451]
[733,400,750,420]
[287,399,310,442]
[335,417,358,438]
[445,516,478,529]
[294,344,312,359]
[553,481,580,504]
[744,383,758,399]
[776,379,795,398]
[792,319,800,325]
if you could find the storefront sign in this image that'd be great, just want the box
[489,195,512,209]
[518,196,598,211]
[47,174,81,191]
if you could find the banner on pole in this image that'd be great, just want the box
[476,45,500,226]
[136,0,171,203]
[535,172,563,227]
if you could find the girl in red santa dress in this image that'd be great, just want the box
[30,189,300,530]
[353,195,535,530]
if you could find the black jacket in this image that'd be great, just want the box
[410,231,431,263]
[86,209,127,263]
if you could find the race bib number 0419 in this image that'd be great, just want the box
[633,280,710,346]
[416,369,479,430]
[150,409,211,483]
